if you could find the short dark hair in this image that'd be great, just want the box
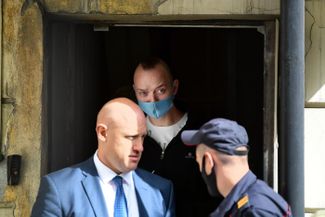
[138,57,174,80]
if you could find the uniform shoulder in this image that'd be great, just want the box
[244,180,290,216]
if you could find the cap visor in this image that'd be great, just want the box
[181,130,201,146]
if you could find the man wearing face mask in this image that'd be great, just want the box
[133,57,218,217]
[181,118,293,217]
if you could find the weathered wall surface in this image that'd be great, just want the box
[158,0,279,15]
[0,0,43,216]
[43,0,161,14]
[305,0,325,104]
[42,0,280,15]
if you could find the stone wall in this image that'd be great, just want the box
[0,0,43,216]
[305,0,325,104]
[158,0,279,15]
[41,0,280,15]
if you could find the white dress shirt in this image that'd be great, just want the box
[94,152,139,217]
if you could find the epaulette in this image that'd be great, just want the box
[228,194,250,217]
[237,194,249,209]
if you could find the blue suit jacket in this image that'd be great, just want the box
[31,157,175,217]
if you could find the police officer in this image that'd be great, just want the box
[181,118,292,217]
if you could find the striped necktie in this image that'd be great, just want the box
[113,176,128,217]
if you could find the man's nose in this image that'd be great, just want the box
[133,140,144,152]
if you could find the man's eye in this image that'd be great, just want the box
[156,88,166,95]
[126,136,136,141]
[137,91,148,97]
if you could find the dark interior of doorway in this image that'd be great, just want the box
[44,21,264,179]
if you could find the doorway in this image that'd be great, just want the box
[43,20,266,180]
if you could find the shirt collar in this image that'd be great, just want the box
[93,151,133,185]
[210,170,256,217]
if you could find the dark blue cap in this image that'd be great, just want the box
[181,118,249,156]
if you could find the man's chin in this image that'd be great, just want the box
[127,163,139,171]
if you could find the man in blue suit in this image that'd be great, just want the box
[31,97,175,217]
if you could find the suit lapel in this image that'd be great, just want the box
[133,171,150,217]
[81,159,108,217]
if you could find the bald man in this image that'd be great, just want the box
[31,98,175,217]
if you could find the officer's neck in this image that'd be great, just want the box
[220,165,250,197]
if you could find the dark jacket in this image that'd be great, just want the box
[138,115,221,217]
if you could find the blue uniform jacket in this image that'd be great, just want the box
[210,171,292,217]
[31,157,175,217]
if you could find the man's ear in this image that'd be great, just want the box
[96,124,107,142]
[172,79,179,95]
[203,152,215,175]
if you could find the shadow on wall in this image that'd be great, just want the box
[305,1,325,105]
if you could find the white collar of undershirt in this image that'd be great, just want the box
[146,113,188,148]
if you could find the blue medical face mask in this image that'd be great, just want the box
[138,95,174,119]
